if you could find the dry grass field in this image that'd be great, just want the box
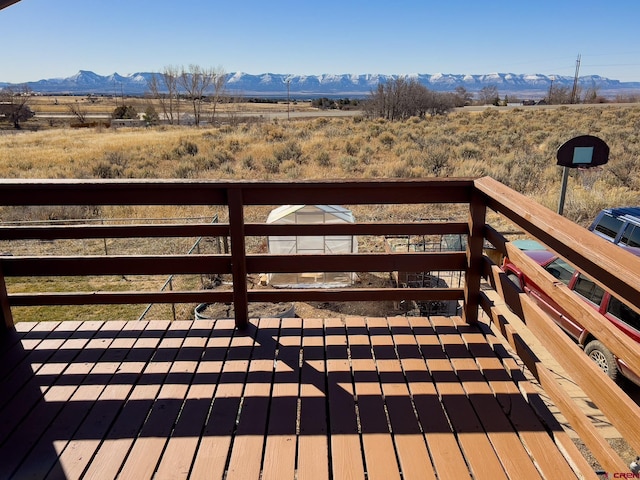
[3,103,640,220]
[1,104,639,322]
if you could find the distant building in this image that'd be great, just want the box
[110,118,145,128]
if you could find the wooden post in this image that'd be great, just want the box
[227,187,249,329]
[0,262,14,333]
[463,190,486,324]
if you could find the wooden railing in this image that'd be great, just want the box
[475,177,640,473]
[1,176,640,470]
[0,178,477,329]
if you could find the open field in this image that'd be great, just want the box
[2,103,639,222]
[27,95,321,114]
[24,95,332,125]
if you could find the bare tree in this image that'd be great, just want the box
[582,83,603,104]
[67,99,88,124]
[478,85,499,105]
[365,77,454,120]
[419,90,456,116]
[224,93,245,127]
[453,86,472,107]
[179,64,216,126]
[365,77,415,120]
[0,85,34,129]
[147,66,181,125]
[208,67,227,125]
[547,82,573,105]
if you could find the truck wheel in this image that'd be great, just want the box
[584,340,618,382]
[507,273,522,290]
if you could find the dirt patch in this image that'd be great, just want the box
[292,271,401,319]
[196,301,294,319]
[200,271,404,320]
[574,437,638,476]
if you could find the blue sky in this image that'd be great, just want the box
[2,0,640,83]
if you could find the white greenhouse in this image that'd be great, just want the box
[266,204,358,288]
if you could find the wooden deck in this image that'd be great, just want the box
[0,316,594,480]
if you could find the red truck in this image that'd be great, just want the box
[502,248,640,386]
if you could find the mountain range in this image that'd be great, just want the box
[2,70,640,99]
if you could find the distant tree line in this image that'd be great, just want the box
[311,98,360,110]
[0,73,634,130]
[364,78,470,120]
[474,81,607,106]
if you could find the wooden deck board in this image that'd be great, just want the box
[465,328,588,480]
[82,321,174,480]
[154,319,218,480]
[297,317,329,480]
[347,317,400,480]
[400,316,473,480]
[0,321,78,426]
[118,321,195,480]
[428,317,511,480]
[0,316,586,480]
[225,318,279,480]
[0,320,45,383]
[189,320,251,480]
[485,331,602,480]
[262,317,301,480]
[325,317,366,480]
[442,318,544,480]
[367,317,436,480]
[46,321,148,480]
[0,321,105,478]
[11,321,119,480]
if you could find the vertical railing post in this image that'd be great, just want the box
[101,219,109,255]
[168,277,176,321]
[227,187,249,329]
[463,189,486,324]
[0,263,14,333]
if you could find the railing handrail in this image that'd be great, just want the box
[0,178,476,205]
[475,176,640,314]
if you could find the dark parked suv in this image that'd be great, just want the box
[589,206,640,247]
[503,248,640,386]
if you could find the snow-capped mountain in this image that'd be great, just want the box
[2,70,639,98]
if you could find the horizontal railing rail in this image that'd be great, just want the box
[0,178,475,205]
[0,221,468,240]
[0,252,465,279]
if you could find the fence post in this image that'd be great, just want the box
[168,277,176,321]
[463,190,486,324]
[227,187,248,329]
[101,219,109,255]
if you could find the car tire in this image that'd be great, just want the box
[507,273,522,290]
[584,340,619,382]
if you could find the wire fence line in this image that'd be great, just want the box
[137,215,220,321]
